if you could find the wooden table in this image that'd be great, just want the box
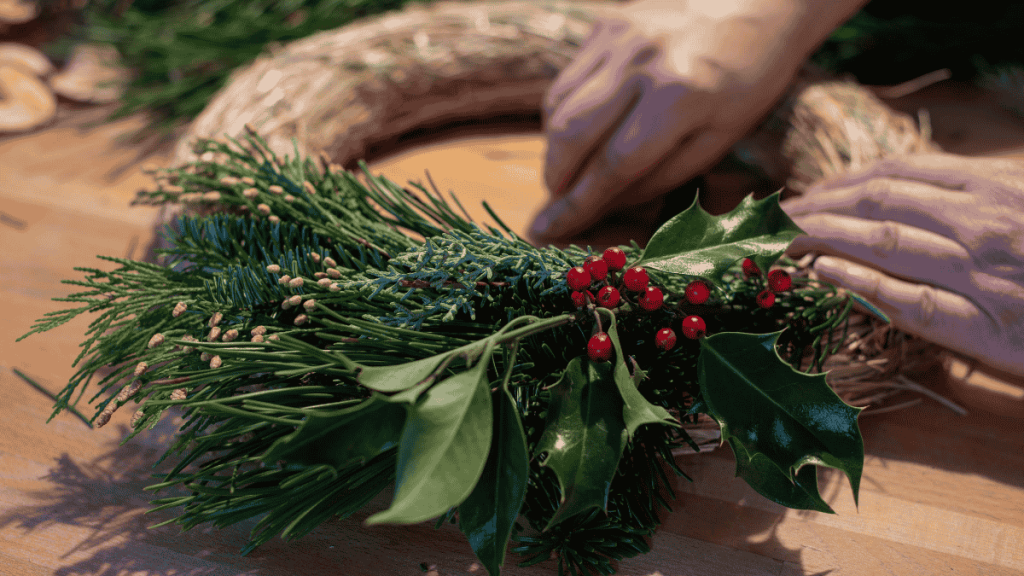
[2,88,1024,575]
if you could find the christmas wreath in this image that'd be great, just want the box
[20,128,890,576]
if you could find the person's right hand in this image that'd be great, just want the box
[530,0,868,245]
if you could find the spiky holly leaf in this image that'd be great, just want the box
[695,330,864,510]
[730,440,833,513]
[535,357,627,531]
[634,190,804,289]
[366,347,495,526]
[601,311,678,439]
[260,393,405,469]
[458,388,530,576]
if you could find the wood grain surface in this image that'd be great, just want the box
[2,87,1024,575]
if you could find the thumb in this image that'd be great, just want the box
[529,170,613,243]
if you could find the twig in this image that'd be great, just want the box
[400,279,509,289]
[11,368,93,428]
[893,374,967,416]
[149,376,192,386]
[860,398,923,416]
[356,237,390,262]
[874,69,952,100]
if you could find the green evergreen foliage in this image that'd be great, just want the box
[20,131,874,575]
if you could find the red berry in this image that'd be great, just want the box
[681,315,706,339]
[588,332,613,362]
[655,327,677,351]
[756,289,775,309]
[602,247,627,271]
[768,269,792,292]
[597,286,621,308]
[742,258,761,277]
[571,291,586,309]
[639,286,664,311]
[584,257,609,282]
[623,266,650,292]
[566,266,591,290]
[685,280,710,305]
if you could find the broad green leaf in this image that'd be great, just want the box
[358,353,446,393]
[535,357,627,531]
[634,190,805,289]
[458,388,530,576]
[366,348,495,525]
[604,315,677,439]
[696,330,864,509]
[260,393,405,469]
[730,438,833,513]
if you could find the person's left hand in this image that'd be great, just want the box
[778,153,1024,378]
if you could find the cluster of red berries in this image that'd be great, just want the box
[569,253,794,363]
[567,247,683,363]
[740,258,793,310]
[566,247,665,313]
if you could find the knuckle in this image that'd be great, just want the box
[873,157,905,176]
[630,45,658,68]
[856,179,892,219]
[603,145,636,183]
[869,221,901,259]
[915,284,939,328]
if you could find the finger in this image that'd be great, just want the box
[785,212,973,294]
[811,255,992,367]
[543,67,642,196]
[531,130,726,242]
[628,129,739,200]
[811,154,975,192]
[589,77,710,190]
[543,22,610,121]
[779,177,973,242]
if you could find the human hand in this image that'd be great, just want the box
[530,0,865,245]
[779,153,1024,378]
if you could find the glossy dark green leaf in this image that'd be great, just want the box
[366,348,494,526]
[696,330,864,509]
[635,190,805,289]
[458,388,530,576]
[260,393,405,469]
[535,357,627,531]
[729,438,833,513]
[358,353,446,393]
[604,316,677,440]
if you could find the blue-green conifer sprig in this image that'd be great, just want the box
[362,225,589,329]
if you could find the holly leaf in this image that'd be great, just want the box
[358,353,446,393]
[634,190,805,289]
[730,440,833,513]
[366,347,495,525]
[260,393,405,469]
[535,357,627,531]
[696,330,864,510]
[458,388,530,576]
[603,314,677,439]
